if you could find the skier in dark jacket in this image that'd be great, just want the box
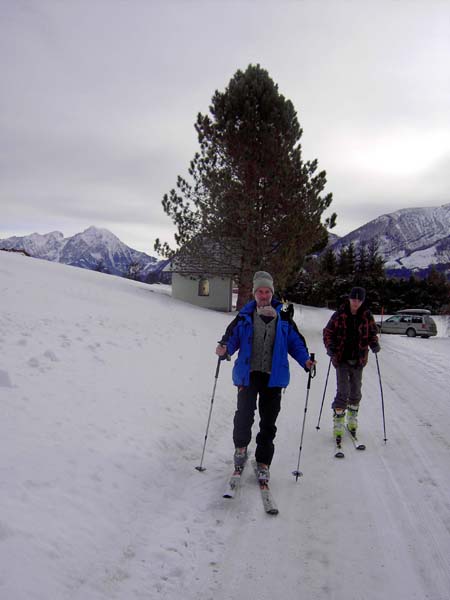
[216,271,315,482]
[323,286,380,443]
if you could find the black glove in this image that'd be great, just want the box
[372,344,381,354]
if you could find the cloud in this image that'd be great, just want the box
[1,0,450,249]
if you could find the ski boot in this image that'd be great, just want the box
[346,404,359,437]
[256,462,270,484]
[233,447,248,470]
[333,409,346,445]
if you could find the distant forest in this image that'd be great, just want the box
[285,242,450,314]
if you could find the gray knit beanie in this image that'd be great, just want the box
[252,271,274,294]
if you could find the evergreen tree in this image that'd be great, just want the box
[126,262,141,281]
[367,238,385,279]
[155,64,335,308]
[337,243,356,278]
[356,243,368,278]
[320,247,337,275]
[346,243,357,276]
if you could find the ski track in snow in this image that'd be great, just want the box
[1,251,450,600]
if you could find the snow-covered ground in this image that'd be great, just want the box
[1,251,449,600]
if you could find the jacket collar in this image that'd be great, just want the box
[240,298,282,317]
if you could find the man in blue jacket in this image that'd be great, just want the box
[216,271,314,482]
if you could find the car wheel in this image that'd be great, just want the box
[406,328,416,337]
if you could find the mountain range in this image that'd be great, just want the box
[0,226,167,283]
[328,203,450,278]
[1,203,449,282]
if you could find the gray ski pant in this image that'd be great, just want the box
[332,361,364,411]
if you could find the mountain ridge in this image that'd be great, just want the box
[329,202,450,277]
[2,203,450,282]
[0,226,166,282]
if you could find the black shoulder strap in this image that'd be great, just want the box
[280,303,308,350]
[280,303,294,322]
[219,314,245,345]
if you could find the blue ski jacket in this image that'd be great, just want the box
[219,299,310,388]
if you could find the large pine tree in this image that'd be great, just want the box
[155,64,335,308]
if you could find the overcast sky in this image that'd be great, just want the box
[1,0,449,254]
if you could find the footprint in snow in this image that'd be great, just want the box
[43,350,59,362]
[0,369,13,387]
[0,521,15,540]
[59,334,71,348]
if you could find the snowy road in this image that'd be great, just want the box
[178,318,450,600]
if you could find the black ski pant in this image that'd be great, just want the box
[332,361,364,411]
[233,371,282,466]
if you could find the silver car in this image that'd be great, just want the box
[377,309,437,338]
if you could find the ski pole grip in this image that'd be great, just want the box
[217,342,231,361]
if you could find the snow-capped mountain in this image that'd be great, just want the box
[0,230,66,261]
[0,226,167,282]
[329,203,450,277]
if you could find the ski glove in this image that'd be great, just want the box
[372,344,381,353]
[216,343,231,361]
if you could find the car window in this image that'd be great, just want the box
[386,316,401,323]
[400,316,412,323]
[412,316,422,323]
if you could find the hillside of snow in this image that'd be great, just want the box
[1,251,450,600]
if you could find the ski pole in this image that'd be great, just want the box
[292,353,316,481]
[316,357,332,430]
[375,353,388,444]
[195,356,223,472]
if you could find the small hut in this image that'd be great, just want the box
[166,238,241,312]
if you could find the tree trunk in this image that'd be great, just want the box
[236,280,253,310]
[236,262,255,310]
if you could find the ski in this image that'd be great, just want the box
[251,460,279,515]
[346,425,366,451]
[223,458,248,499]
[334,437,345,459]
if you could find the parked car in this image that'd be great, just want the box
[377,309,437,338]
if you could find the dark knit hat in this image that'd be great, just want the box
[252,271,274,294]
[349,286,366,302]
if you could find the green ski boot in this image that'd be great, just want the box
[346,404,359,437]
[333,409,346,443]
